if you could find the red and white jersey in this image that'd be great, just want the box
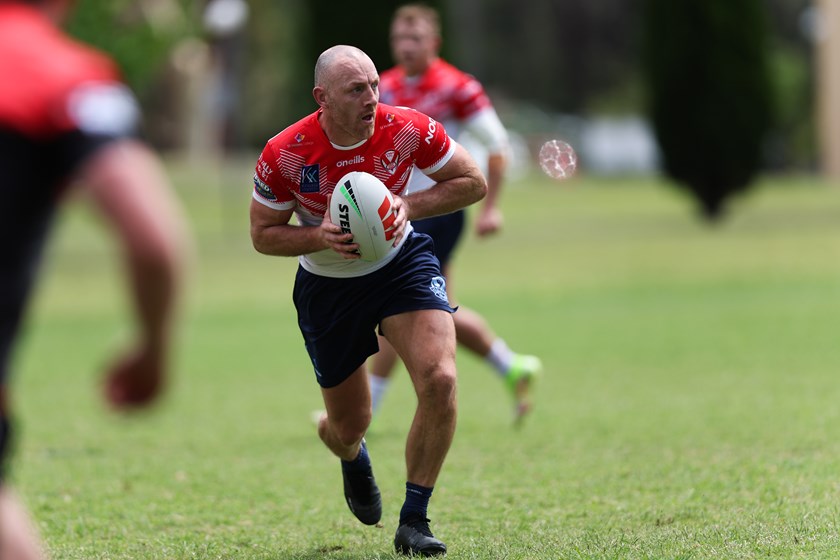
[253,103,455,277]
[0,4,138,140]
[379,58,491,128]
[380,58,507,193]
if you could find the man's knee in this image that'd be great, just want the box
[416,364,457,405]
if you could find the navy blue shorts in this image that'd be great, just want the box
[412,210,465,267]
[293,232,455,388]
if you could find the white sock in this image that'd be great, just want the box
[485,338,515,377]
[369,373,391,414]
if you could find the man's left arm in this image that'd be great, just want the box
[402,142,487,221]
[463,108,510,236]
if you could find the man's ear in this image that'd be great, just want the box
[313,86,327,108]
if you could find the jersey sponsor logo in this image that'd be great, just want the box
[336,155,365,168]
[301,164,320,193]
[295,133,305,143]
[385,113,395,123]
[258,159,273,178]
[254,174,277,201]
[379,150,399,175]
[425,117,438,145]
[429,276,448,302]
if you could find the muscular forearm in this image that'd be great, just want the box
[80,141,187,354]
[251,223,330,257]
[126,250,178,352]
[404,168,486,221]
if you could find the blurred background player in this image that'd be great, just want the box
[0,1,188,558]
[373,3,542,423]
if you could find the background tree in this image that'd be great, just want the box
[642,0,775,219]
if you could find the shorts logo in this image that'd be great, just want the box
[429,276,448,302]
[380,150,399,175]
[301,164,320,193]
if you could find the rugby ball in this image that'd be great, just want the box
[330,171,397,262]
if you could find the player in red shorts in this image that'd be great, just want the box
[251,45,485,556]
[0,2,187,558]
[373,4,543,424]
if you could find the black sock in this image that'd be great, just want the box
[341,439,371,474]
[399,481,433,524]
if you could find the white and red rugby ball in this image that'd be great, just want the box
[330,171,398,262]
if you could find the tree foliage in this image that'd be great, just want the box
[66,0,195,96]
[642,0,774,219]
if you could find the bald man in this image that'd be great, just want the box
[250,45,486,556]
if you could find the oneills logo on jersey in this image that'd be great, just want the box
[379,150,399,175]
[336,155,365,167]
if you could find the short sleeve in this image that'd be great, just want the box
[63,81,139,138]
[411,111,456,175]
[253,143,295,210]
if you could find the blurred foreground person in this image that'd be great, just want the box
[374,4,542,424]
[0,1,187,558]
[250,45,485,556]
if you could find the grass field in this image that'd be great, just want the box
[10,161,840,559]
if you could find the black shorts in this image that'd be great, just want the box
[411,210,465,267]
[293,232,455,388]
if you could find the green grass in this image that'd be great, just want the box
[10,161,840,559]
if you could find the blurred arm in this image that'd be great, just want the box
[463,108,510,236]
[76,139,188,408]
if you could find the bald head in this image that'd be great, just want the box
[311,45,379,146]
[314,45,373,89]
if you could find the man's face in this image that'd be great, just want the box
[322,56,379,145]
[390,18,438,77]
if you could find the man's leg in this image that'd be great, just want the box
[369,336,400,415]
[317,367,381,525]
[0,488,45,560]
[318,367,371,461]
[444,263,542,424]
[382,309,456,556]
[0,387,46,560]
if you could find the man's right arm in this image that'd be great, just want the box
[249,198,360,259]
